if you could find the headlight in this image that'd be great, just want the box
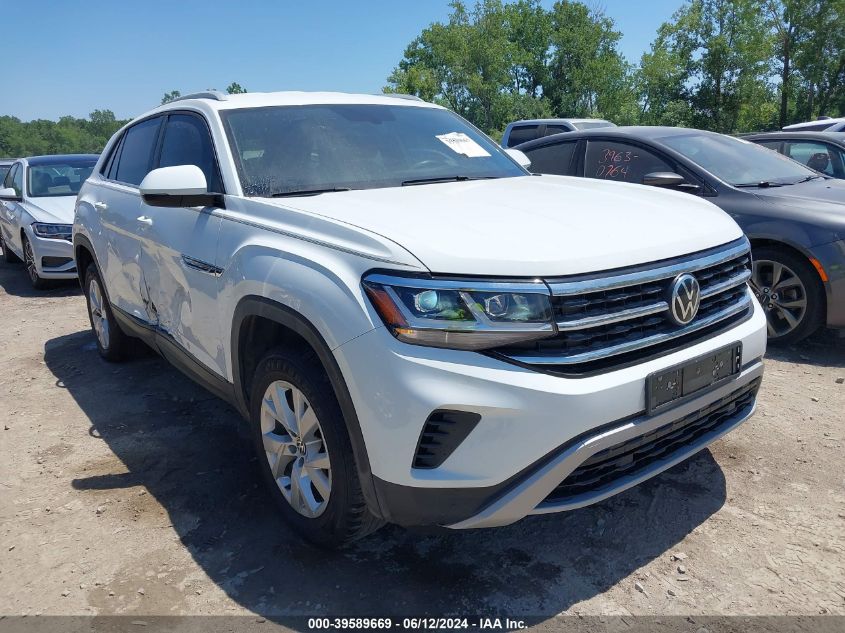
[32,223,72,240]
[362,273,556,350]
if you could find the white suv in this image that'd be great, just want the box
[73,91,767,547]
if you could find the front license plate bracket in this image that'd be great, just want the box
[646,342,742,414]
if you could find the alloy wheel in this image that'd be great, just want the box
[23,239,38,284]
[260,380,331,518]
[88,277,111,349]
[749,258,808,338]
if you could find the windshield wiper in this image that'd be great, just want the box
[270,187,352,197]
[795,174,824,184]
[401,175,499,186]
[734,181,788,188]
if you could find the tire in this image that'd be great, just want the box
[22,236,50,289]
[750,245,825,345]
[249,347,384,548]
[84,265,129,361]
[0,232,21,263]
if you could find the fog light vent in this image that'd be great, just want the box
[412,409,481,469]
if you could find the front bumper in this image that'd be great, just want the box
[29,232,76,279]
[813,239,845,328]
[334,292,767,527]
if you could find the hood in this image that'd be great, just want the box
[751,179,845,242]
[275,175,743,276]
[23,196,76,224]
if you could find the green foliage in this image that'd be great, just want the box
[388,0,845,136]
[0,111,129,158]
[161,90,182,104]
[226,82,247,94]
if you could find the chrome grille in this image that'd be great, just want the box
[497,238,753,372]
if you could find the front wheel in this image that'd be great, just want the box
[750,246,825,344]
[250,347,383,548]
[22,236,49,289]
[84,266,129,361]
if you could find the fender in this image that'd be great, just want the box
[231,296,383,519]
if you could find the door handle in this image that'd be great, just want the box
[137,216,153,226]
[93,201,108,211]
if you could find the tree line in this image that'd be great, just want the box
[386,0,845,137]
[0,83,248,158]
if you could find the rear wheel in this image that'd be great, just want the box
[84,265,129,361]
[22,236,50,289]
[750,246,824,344]
[250,347,383,548]
[0,232,21,263]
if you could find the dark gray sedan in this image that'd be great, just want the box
[743,131,845,180]
[516,127,845,343]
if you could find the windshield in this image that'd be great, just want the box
[221,104,526,196]
[657,132,816,186]
[28,159,97,198]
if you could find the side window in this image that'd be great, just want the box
[506,125,540,147]
[544,124,571,136]
[6,164,23,196]
[523,141,578,176]
[158,114,223,193]
[585,140,673,184]
[785,141,840,177]
[754,140,782,153]
[101,133,124,179]
[115,117,162,186]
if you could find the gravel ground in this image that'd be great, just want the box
[0,259,844,624]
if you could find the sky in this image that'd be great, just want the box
[1,0,683,122]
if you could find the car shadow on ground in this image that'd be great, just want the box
[0,257,80,298]
[45,329,728,622]
[765,328,845,369]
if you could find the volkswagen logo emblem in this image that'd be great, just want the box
[668,273,701,326]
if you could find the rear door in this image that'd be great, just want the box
[95,116,164,321]
[137,112,225,376]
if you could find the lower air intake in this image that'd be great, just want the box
[412,410,481,469]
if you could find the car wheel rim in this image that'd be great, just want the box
[749,259,808,338]
[88,278,110,349]
[23,239,37,283]
[260,380,331,518]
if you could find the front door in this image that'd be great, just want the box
[137,112,227,376]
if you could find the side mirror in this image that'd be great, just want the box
[139,165,223,208]
[643,172,686,187]
[0,187,21,202]
[505,148,531,169]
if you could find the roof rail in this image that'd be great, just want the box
[380,93,424,102]
[170,91,228,103]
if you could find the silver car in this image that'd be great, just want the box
[0,154,98,288]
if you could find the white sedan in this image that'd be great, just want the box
[0,154,97,288]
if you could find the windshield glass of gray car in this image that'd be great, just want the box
[221,104,527,196]
[658,132,817,186]
[28,159,97,198]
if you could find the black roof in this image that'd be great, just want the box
[514,125,732,151]
[25,153,99,166]
[742,131,845,145]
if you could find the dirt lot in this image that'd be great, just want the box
[1,260,844,624]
